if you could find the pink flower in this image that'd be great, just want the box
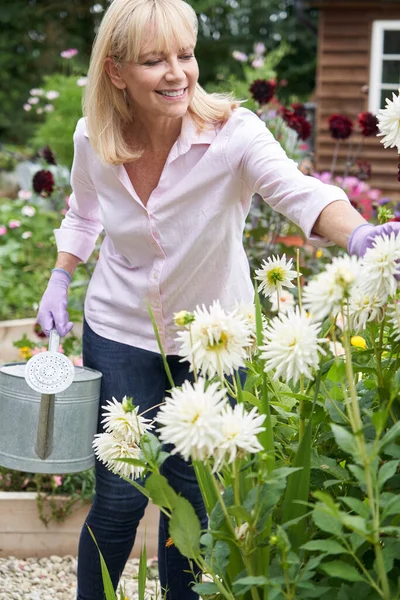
[8,220,21,229]
[76,77,88,87]
[0,225,7,236]
[31,346,47,356]
[253,42,266,56]
[53,475,63,487]
[18,190,32,201]
[21,205,36,217]
[22,231,32,239]
[252,58,264,68]
[46,90,59,100]
[232,50,248,62]
[23,104,32,112]
[60,48,78,59]
[71,355,83,366]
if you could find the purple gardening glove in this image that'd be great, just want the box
[348,222,400,258]
[37,268,74,337]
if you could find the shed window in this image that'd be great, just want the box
[369,20,400,114]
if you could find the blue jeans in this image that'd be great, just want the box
[77,320,207,600]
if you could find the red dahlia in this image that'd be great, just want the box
[249,79,276,105]
[328,114,353,140]
[34,322,47,338]
[32,169,55,196]
[288,116,312,141]
[358,111,379,137]
[291,102,307,118]
[40,146,57,165]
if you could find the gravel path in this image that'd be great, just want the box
[0,555,160,600]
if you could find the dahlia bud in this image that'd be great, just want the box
[174,310,195,327]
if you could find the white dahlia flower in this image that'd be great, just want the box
[214,403,265,470]
[156,378,227,461]
[377,88,400,152]
[255,254,298,299]
[101,396,153,443]
[92,432,144,479]
[348,286,387,331]
[269,289,296,314]
[176,300,251,378]
[303,255,361,320]
[260,307,327,384]
[359,232,400,298]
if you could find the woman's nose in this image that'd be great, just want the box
[165,58,186,81]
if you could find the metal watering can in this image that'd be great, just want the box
[0,329,102,474]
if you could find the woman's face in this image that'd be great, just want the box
[110,38,199,122]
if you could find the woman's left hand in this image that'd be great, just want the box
[348,222,400,258]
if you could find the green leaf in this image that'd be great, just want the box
[138,543,146,600]
[242,390,261,409]
[232,575,269,594]
[327,360,346,383]
[301,540,348,555]
[330,424,356,456]
[87,525,118,600]
[169,496,201,560]
[378,421,400,453]
[145,473,178,511]
[320,560,364,582]
[312,506,343,537]
[339,497,370,519]
[378,460,400,490]
[211,540,230,578]
[340,514,369,537]
[227,504,253,523]
[191,582,220,595]
[381,494,400,520]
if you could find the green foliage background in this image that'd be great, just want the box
[0,0,318,146]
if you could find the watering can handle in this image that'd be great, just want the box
[48,329,61,353]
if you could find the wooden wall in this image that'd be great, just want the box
[313,2,400,200]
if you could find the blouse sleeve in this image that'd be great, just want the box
[225,108,350,246]
[53,118,104,262]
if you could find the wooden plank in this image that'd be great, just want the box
[320,71,369,83]
[317,89,370,99]
[321,39,370,52]
[319,54,369,67]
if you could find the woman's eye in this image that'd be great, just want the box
[144,59,161,66]
[180,54,194,60]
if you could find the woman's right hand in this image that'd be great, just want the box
[36,269,74,337]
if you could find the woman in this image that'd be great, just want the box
[36,0,397,598]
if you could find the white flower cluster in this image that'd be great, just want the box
[175,300,253,378]
[157,378,265,468]
[92,397,153,479]
[303,234,400,334]
[377,87,400,152]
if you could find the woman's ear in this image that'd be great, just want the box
[104,57,126,90]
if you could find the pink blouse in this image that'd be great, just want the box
[54,107,348,354]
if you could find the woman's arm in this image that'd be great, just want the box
[55,251,82,277]
[311,200,367,250]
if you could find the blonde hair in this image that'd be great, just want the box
[83,0,239,165]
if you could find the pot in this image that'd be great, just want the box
[0,362,101,474]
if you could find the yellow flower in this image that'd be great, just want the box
[316,249,323,259]
[350,336,367,349]
[19,346,32,360]
[165,537,174,548]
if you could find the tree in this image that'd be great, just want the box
[0,0,318,145]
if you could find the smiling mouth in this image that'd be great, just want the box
[155,87,187,98]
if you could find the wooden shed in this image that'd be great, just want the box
[306,0,400,200]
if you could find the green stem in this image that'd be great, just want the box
[298,375,305,441]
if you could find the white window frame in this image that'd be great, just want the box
[369,20,400,113]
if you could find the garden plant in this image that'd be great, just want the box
[91,89,400,600]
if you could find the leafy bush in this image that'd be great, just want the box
[31,74,85,169]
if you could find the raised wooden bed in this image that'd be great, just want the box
[0,492,158,558]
